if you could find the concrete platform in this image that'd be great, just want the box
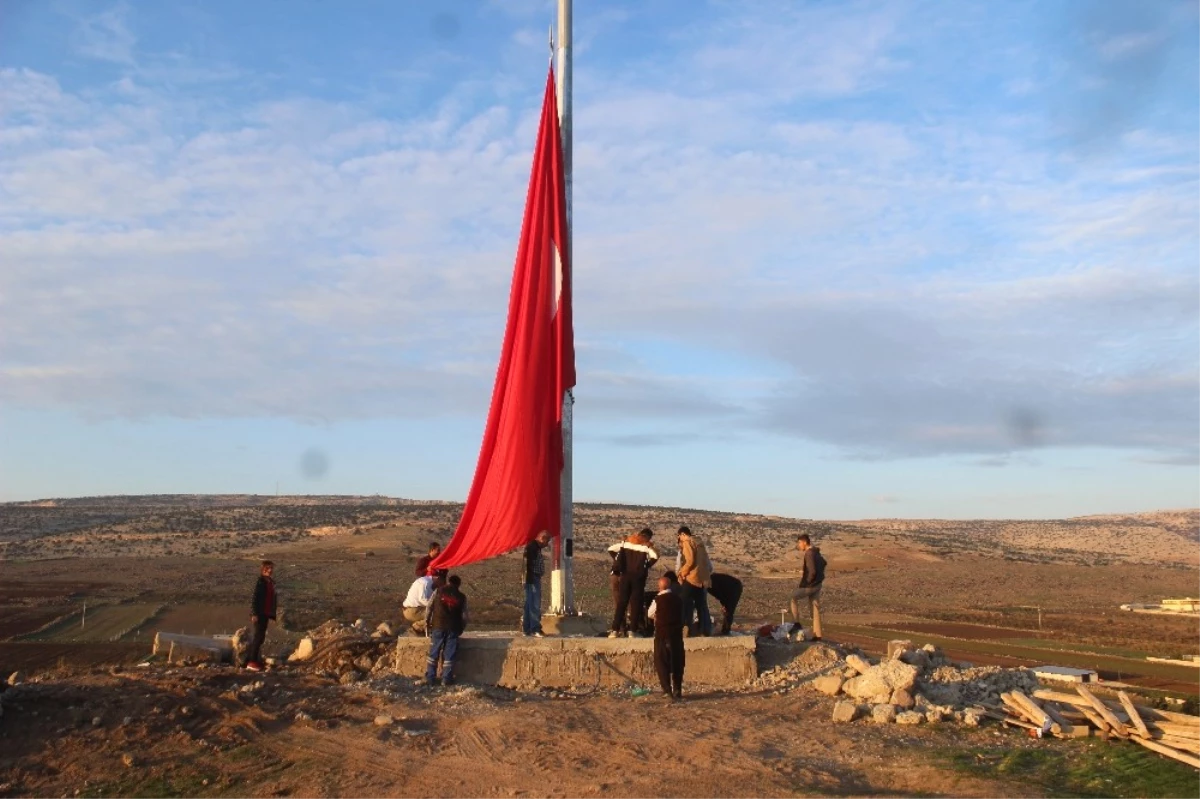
[394,632,758,690]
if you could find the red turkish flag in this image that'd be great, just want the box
[432,67,575,570]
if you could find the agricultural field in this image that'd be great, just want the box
[19,603,162,644]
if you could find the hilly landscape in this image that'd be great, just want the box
[1,496,1197,798]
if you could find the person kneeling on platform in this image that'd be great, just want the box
[708,572,743,636]
[425,574,468,686]
[651,574,685,700]
[403,569,445,635]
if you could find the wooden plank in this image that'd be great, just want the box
[1032,689,1095,710]
[1011,691,1053,729]
[1076,685,1130,736]
[1148,721,1200,739]
[1040,702,1075,735]
[1118,691,1151,738]
[1079,705,1124,738]
[1001,716,1042,732]
[1000,692,1040,725]
[1031,689,1200,726]
[1132,736,1200,769]
[1160,735,1200,756]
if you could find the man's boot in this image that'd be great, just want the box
[720,609,733,636]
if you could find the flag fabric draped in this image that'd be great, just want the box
[431,67,575,570]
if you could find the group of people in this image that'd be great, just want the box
[607,526,745,639]
[241,529,826,697]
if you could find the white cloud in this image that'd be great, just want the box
[70,3,137,65]
[0,1,1195,471]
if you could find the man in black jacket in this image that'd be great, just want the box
[245,560,276,671]
[425,574,467,686]
[522,530,551,637]
[608,528,658,638]
[652,574,685,700]
[708,572,743,636]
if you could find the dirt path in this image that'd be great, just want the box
[0,667,1035,798]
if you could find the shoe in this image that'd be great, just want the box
[607,630,620,638]
[532,632,545,638]
[812,636,822,642]
[673,691,683,701]
[245,662,263,672]
[423,677,437,687]
[442,678,455,687]
[626,631,636,639]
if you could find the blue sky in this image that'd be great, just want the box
[1,0,1197,519]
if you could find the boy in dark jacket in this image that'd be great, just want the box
[652,574,685,700]
[608,528,658,638]
[425,574,468,686]
[245,560,276,671]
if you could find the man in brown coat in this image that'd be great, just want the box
[676,525,713,636]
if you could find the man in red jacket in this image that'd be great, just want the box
[245,560,276,671]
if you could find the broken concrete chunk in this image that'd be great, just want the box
[288,637,315,662]
[890,688,914,709]
[832,700,860,723]
[811,675,844,696]
[896,711,924,725]
[845,654,872,675]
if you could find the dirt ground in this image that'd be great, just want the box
[0,663,1050,799]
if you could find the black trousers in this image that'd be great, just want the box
[718,584,743,634]
[246,617,269,665]
[611,576,646,633]
[654,631,685,696]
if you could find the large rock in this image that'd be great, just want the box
[887,640,914,660]
[288,637,315,662]
[896,711,924,725]
[811,675,844,696]
[890,688,915,709]
[874,660,918,693]
[899,650,931,670]
[845,660,918,700]
[832,701,860,723]
[845,654,872,675]
[871,704,897,724]
[842,672,889,701]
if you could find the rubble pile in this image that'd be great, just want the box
[287,618,400,683]
[762,638,1041,729]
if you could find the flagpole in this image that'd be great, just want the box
[550,0,575,616]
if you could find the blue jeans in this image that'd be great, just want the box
[425,628,460,683]
[680,583,712,636]
[523,581,543,635]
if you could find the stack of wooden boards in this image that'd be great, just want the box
[986,684,1199,769]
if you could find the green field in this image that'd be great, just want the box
[20,603,163,643]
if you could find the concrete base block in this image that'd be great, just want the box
[539,614,608,637]
[152,632,234,664]
[395,632,758,690]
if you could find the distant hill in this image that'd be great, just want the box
[1,495,1196,568]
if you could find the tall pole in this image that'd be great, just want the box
[550,0,575,616]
